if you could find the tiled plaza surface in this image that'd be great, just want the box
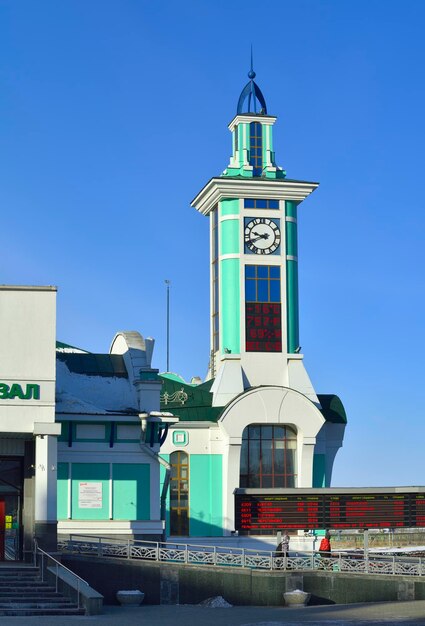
[1,601,425,625]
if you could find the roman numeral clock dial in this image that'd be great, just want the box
[244,217,281,255]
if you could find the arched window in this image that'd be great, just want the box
[249,122,263,176]
[170,451,189,536]
[240,425,297,488]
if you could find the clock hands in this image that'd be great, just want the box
[249,231,270,244]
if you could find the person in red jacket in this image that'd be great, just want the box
[319,530,332,560]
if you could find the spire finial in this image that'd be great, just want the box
[237,49,267,115]
[248,45,256,80]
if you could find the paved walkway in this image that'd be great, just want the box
[2,601,425,625]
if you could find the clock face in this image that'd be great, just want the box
[244,218,281,255]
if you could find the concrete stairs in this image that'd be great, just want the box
[0,564,85,616]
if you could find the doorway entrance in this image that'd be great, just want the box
[0,457,23,560]
[169,451,189,536]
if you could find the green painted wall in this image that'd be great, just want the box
[286,221,298,257]
[220,198,239,216]
[286,261,299,353]
[286,199,298,219]
[57,462,69,519]
[220,220,239,255]
[285,201,300,353]
[71,463,110,521]
[313,454,326,488]
[189,454,223,536]
[220,258,240,354]
[112,463,150,520]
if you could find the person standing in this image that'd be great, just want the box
[275,531,290,557]
[319,530,332,568]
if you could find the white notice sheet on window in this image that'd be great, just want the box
[78,482,102,508]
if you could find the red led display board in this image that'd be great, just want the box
[245,303,281,352]
[234,489,425,531]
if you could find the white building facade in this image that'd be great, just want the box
[0,286,173,560]
[0,285,59,557]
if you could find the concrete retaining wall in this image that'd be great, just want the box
[62,555,425,607]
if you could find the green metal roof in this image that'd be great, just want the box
[57,352,128,378]
[159,375,222,422]
[56,340,89,353]
[317,394,347,424]
[159,377,347,425]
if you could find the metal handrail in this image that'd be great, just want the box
[34,540,88,610]
[58,534,425,577]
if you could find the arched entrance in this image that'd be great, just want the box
[240,424,297,488]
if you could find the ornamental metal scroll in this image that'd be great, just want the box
[161,388,188,405]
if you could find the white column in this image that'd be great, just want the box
[222,440,241,534]
[299,437,316,488]
[35,435,58,523]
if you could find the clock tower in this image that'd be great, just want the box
[161,63,346,536]
[191,63,320,408]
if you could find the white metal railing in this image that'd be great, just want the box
[34,540,89,610]
[58,534,425,577]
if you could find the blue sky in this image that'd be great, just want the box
[1,0,424,487]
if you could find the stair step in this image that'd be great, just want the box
[0,561,38,572]
[0,608,85,616]
[0,591,62,602]
[0,583,56,594]
[0,587,56,594]
[0,567,38,578]
[0,598,72,609]
[0,573,39,577]
[0,576,50,587]
[0,579,42,584]
[0,600,73,607]
[0,572,40,575]
[0,564,88,616]
[0,598,71,605]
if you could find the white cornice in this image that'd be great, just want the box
[228,114,277,132]
[0,285,57,292]
[191,178,319,215]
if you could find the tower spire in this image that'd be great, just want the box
[237,48,267,115]
[249,45,255,79]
